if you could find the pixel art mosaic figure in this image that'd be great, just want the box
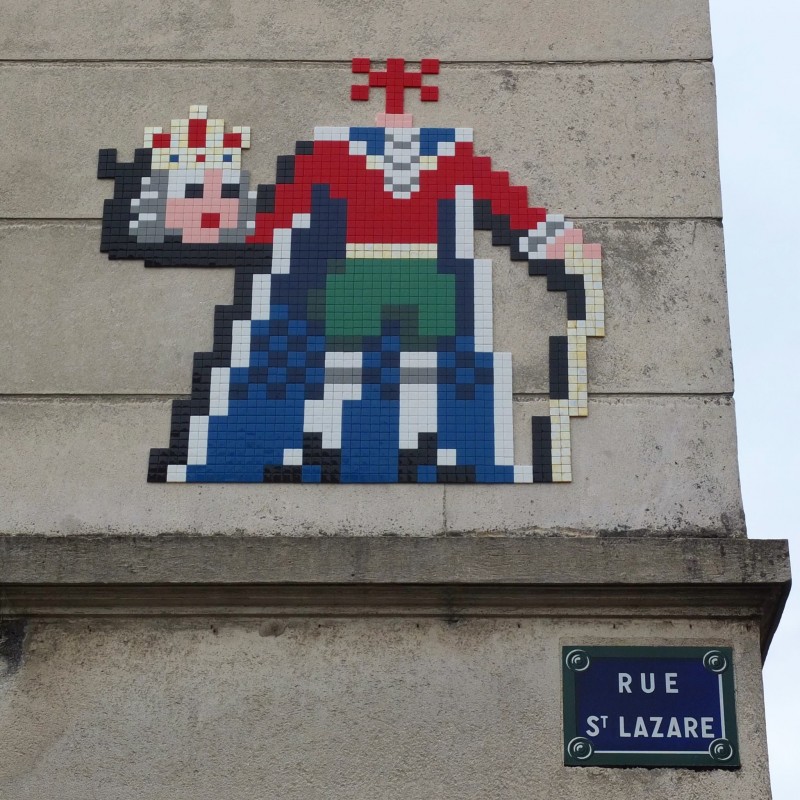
[98,58,605,483]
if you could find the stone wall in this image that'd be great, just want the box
[0,0,741,537]
[1,3,789,799]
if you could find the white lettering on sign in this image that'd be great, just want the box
[615,716,717,739]
[585,715,609,737]
[665,673,678,693]
[617,672,681,694]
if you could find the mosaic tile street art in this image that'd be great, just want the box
[98,58,604,484]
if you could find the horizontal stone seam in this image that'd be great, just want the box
[2,584,781,656]
[0,580,775,587]
[0,572,786,590]
[0,609,768,619]
[512,393,734,400]
[0,58,714,67]
[0,217,726,225]
[0,392,735,402]
[0,536,785,568]
[0,594,772,610]
[0,594,770,615]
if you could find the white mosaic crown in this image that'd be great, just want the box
[144,105,251,170]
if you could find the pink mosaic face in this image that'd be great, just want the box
[165,170,241,243]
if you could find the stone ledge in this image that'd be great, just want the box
[0,535,789,657]
[1,535,788,585]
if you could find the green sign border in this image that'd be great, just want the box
[562,645,740,768]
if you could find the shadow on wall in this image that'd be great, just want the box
[0,619,27,677]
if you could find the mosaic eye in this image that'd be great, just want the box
[221,184,240,199]
[184,184,204,199]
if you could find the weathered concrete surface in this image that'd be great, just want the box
[1,0,712,62]
[0,396,745,536]
[453,395,744,536]
[0,220,733,395]
[0,1,777,797]
[0,62,721,219]
[0,222,232,395]
[486,219,733,395]
[1,534,787,588]
[0,616,770,800]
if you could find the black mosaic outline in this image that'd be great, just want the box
[100,148,594,485]
[98,148,272,268]
[474,200,591,482]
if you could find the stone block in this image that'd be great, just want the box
[0,62,721,219]
[1,0,712,62]
[0,220,732,395]
[0,395,744,536]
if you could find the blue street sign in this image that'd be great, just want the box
[562,646,739,767]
